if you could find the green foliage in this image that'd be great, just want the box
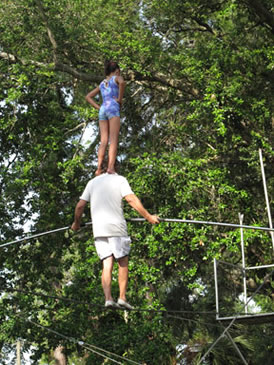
[0,0,273,363]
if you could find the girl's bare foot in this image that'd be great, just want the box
[95,168,102,176]
[107,168,115,174]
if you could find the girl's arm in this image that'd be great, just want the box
[85,87,100,110]
[115,76,126,105]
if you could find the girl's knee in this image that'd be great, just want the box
[109,139,118,146]
[100,140,108,148]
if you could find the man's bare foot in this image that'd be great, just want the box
[107,168,116,174]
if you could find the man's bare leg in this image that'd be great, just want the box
[117,256,129,301]
[102,256,114,301]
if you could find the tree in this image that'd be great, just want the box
[0,0,273,363]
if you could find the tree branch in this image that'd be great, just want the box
[35,0,58,61]
[192,17,215,34]
[54,62,102,82]
[245,0,274,33]
[172,26,213,33]
[0,52,47,68]
[133,70,200,97]
[0,52,199,96]
[0,52,16,62]
[0,52,102,82]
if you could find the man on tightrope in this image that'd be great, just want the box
[71,160,159,309]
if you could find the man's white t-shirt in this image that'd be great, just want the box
[80,173,134,238]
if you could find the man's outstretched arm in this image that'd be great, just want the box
[71,199,87,231]
[124,194,159,224]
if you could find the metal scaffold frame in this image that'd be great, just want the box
[214,149,274,322]
[202,149,274,365]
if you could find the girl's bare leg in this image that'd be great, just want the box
[107,116,120,174]
[96,120,109,176]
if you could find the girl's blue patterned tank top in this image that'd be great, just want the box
[99,76,119,104]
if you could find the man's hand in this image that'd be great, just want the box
[147,215,160,224]
[71,221,81,231]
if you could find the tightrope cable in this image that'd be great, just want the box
[2,287,231,338]
[5,291,218,364]
[23,317,142,365]
[166,314,222,328]
[4,287,216,315]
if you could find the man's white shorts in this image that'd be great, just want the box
[94,236,131,261]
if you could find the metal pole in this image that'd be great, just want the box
[245,264,274,270]
[214,258,219,319]
[0,222,93,249]
[225,331,248,365]
[1,219,274,249]
[239,214,248,314]
[16,340,21,365]
[259,148,274,251]
[0,225,70,248]
[129,218,274,232]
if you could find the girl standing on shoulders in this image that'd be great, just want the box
[85,61,126,175]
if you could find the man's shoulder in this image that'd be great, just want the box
[113,174,130,184]
[85,174,104,187]
[100,173,127,180]
[114,173,127,179]
[92,173,129,184]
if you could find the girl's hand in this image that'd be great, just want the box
[115,97,122,105]
[85,87,100,109]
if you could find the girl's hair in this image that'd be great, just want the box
[104,60,120,76]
